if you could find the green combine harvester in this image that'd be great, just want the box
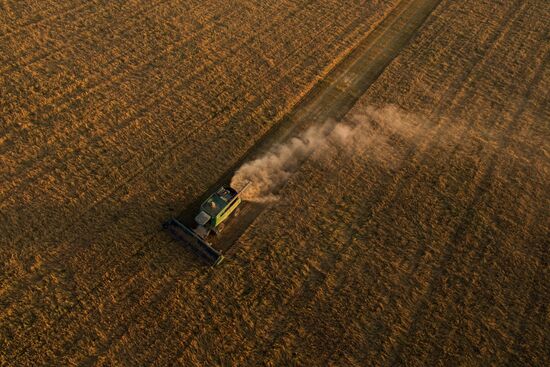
[164,183,249,266]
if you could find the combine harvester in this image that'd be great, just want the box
[164,183,250,266]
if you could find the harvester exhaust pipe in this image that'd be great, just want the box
[236,180,251,198]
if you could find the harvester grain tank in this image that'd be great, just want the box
[164,183,249,266]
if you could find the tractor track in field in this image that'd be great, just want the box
[0,0,318,247]
[2,0,546,364]
[165,1,546,360]
[0,0,358,299]
[276,7,544,356]
[358,0,540,359]
[131,0,445,359]
[0,0,348,212]
[0,0,338,340]
[191,0,443,256]
[1,1,380,360]
[3,0,442,362]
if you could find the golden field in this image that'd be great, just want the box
[0,0,548,365]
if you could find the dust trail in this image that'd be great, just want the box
[231,105,424,202]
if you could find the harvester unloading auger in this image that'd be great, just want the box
[163,182,250,266]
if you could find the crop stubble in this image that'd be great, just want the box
[1,0,548,365]
[221,0,549,365]
[1,0,406,365]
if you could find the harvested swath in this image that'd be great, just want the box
[1,0,547,365]
[1,0,402,365]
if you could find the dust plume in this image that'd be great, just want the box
[231,105,424,202]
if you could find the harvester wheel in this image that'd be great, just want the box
[214,224,225,235]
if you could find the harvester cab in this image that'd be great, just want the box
[194,186,241,238]
[163,182,250,266]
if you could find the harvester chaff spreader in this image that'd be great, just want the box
[163,183,249,266]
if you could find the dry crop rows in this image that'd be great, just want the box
[1,0,402,365]
[216,0,548,365]
[1,0,548,365]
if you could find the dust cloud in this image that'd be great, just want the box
[231,105,424,202]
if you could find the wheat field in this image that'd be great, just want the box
[1,0,548,365]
